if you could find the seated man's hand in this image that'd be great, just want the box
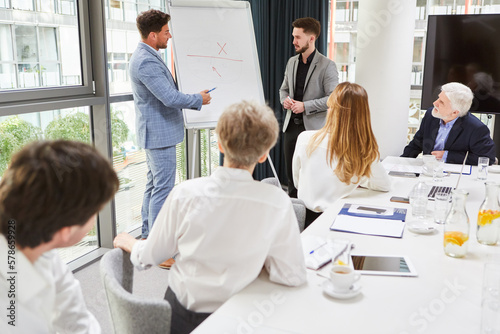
[431,150,445,160]
[113,232,138,253]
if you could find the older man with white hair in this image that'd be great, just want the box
[402,82,496,165]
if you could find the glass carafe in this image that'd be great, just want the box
[444,189,470,258]
[477,182,500,245]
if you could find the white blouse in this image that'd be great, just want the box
[293,130,391,212]
[131,167,307,313]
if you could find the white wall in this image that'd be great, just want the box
[355,0,417,159]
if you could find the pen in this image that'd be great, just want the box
[287,96,294,103]
[208,87,217,93]
[309,243,327,254]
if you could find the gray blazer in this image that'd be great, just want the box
[130,43,202,149]
[279,51,338,132]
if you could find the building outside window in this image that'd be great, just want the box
[330,0,500,143]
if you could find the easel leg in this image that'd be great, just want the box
[191,129,198,179]
[267,155,279,182]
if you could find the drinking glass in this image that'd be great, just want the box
[478,157,490,181]
[434,191,449,224]
[433,158,444,182]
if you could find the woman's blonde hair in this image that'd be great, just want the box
[307,82,379,184]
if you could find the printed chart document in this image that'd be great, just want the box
[330,204,406,238]
[382,156,471,175]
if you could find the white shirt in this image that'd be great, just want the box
[131,167,307,313]
[293,131,391,212]
[0,236,100,334]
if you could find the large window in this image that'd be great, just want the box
[0,4,83,92]
[0,0,101,268]
[0,0,225,270]
[0,107,94,263]
[12,0,33,11]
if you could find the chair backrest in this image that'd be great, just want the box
[260,177,281,188]
[291,198,306,232]
[100,248,172,334]
[261,177,306,232]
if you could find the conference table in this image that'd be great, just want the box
[193,157,500,334]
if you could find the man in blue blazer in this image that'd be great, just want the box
[131,10,211,239]
[402,82,495,165]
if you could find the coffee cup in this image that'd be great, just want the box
[330,265,360,292]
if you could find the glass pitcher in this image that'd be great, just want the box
[444,189,470,258]
[477,182,500,245]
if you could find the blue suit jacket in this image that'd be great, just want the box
[402,108,496,165]
[130,43,202,149]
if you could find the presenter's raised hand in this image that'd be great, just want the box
[200,90,212,105]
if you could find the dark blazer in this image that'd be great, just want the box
[402,107,496,165]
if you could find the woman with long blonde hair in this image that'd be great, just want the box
[292,82,391,226]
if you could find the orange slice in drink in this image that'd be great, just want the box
[477,210,500,226]
[444,231,469,247]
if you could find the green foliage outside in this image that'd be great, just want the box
[176,139,187,184]
[0,109,130,178]
[45,109,129,151]
[0,116,43,176]
[44,111,91,143]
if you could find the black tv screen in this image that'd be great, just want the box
[422,14,500,114]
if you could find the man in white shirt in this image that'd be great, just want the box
[0,141,119,334]
[114,100,307,334]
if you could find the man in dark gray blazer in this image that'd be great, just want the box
[280,17,338,198]
[130,10,211,240]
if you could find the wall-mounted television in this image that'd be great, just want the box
[422,14,500,114]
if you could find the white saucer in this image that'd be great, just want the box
[322,280,362,299]
[407,220,436,234]
[489,165,500,174]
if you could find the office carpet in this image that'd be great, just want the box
[74,259,170,333]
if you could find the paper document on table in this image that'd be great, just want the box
[330,215,405,238]
[301,235,350,270]
[383,163,423,174]
[443,163,471,175]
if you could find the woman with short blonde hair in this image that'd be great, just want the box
[293,82,391,226]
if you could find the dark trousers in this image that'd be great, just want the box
[165,287,211,334]
[284,120,305,198]
[305,209,322,229]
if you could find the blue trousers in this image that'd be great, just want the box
[141,146,176,238]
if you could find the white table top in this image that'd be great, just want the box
[193,157,500,334]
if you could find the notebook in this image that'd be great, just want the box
[302,236,350,270]
[330,204,407,238]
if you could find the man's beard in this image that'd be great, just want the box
[295,44,309,54]
[156,41,168,50]
[432,107,443,119]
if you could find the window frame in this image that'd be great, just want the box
[0,0,93,104]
